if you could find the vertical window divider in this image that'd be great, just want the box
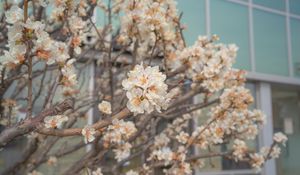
[248,0,256,72]
[205,0,211,37]
[87,61,96,152]
[285,0,294,77]
[257,82,276,175]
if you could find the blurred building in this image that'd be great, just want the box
[177,0,300,175]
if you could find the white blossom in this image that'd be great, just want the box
[28,171,43,175]
[5,6,23,24]
[82,126,96,143]
[92,168,103,175]
[47,156,57,166]
[113,142,132,162]
[103,119,137,145]
[122,64,170,115]
[98,101,112,114]
[250,153,265,171]
[273,132,288,146]
[176,131,189,144]
[232,139,247,161]
[270,145,281,158]
[149,147,173,165]
[44,115,68,128]
[126,170,139,175]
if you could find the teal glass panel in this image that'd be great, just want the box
[253,9,289,76]
[177,0,205,45]
[95,0,120,29]
[290,0,300,15]
[291,18,300,77]
[253,0,285,11]
[96,7,108,27]
[211,0,251,71]
[0,2,3,15]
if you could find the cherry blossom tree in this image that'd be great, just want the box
[0,0,287,175]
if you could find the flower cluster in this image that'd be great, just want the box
[28,170,43,175]
[260,145,281,159]
[113,142,132,162]
[1,6,26,70]
[47,156,58,166]
[122,64,170,115]
[249,153,265,171]
[273,132,288,146]
[1,5,79,96]
[164,114,192,137]
[82,125,96,143]
[126,170,139,175]
[168,36,240,92]
[120,0,183,57]
[103,119,137,161]
[187,86,266,152]
[92,168,103,175]
[211,87,265,139]
[232,139,248,161]
[98,101,112,115]
[149,142,193,174]
[149,146,174,165]
[44,115,68,129]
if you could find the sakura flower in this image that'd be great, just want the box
[273,132,288,146]
[103,119,137,145]
[249,153,265,171]
[167,162,192,175]
[82,126,96,143]
[154,133,170,147]
[98,101,112,114]
[113,142,132,162]
[92,168,103,175]
[61,66,77,87]
[122,64,170,115]
[259,146,270,157]
[44,115,68,128]
[5,6,23,24]
[28,171,43,175]
[176,131,189,144]
[7,23,23,42]
[232,139,247,161]
[149,147,174,165]
[270,145,281,158]
[260,145,281,159]
[69,16,85,33]
[36,0,48,7]
[47,156,57,166]
[126,170,139,175]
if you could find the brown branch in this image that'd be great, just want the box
[36,108,131,137]
[1,138,38,174]
[0,99,73,148]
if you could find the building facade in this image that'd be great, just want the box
[177,0,300,175]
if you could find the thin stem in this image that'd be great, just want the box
[24,0,28,22]
[24,0,33,118]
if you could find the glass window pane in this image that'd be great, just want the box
[289,0,300,15]
[177,0,206,45]
[291,18,300,77]
[253,10,289,76]
[253,0,285,11]
[211,0,251,71]
[272,86,300,175]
